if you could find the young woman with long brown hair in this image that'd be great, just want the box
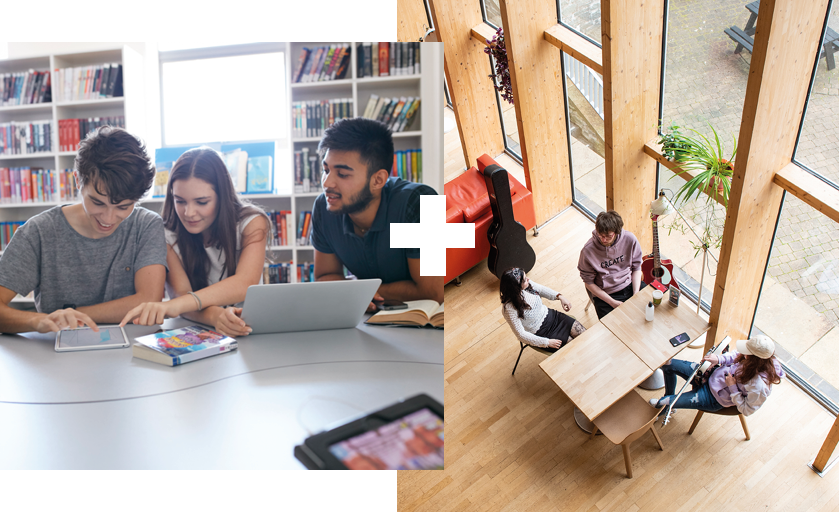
[120,147,269,337]
[650,335,784,416]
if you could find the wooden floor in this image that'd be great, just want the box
[399,206,839,512]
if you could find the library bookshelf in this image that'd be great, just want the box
[0,42,443,301]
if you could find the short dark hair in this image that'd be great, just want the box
[595,210,624,235]
[74,126,155,203]
[317,118,394,177]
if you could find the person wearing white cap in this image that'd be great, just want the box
[650,335,784,416]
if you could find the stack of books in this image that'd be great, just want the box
[0,167,79,204]
[292,99,354,138]
[297,211,313,246]
[267,210,292,247]
[361,95,420,132]
[357,43,421,78]
[392,149,422,183]
[264,262,294,284]
[293,147,323,193]
[298,262,315,283]
[292,44,352,83]
[58,116,125,152]
[0,70,52,106]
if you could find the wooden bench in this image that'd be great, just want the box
[725,26,754,55]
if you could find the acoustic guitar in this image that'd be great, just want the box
[640,214,680,290]
[482,164,536,277]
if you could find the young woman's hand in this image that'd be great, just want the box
[702,354,720,366]
[547,339,563,349]
[557,295,572,312]
[215,307,252,337]
[119,302,177,327]
[35,309,98,333]
[724,371,736,387]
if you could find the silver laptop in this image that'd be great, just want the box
[241,279,382,334]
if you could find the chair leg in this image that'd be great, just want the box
[512,343,527,376]
[739,414,751,441]
[589,426,599,441]
[454,276,463,287]
[622,444,633,478]
[650,425,665,451]
[585,299,592,313]
[532,226,539,237]
[688,411,704,435]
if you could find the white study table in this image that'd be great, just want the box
[0,318,443,469]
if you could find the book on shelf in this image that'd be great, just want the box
[360,97,420,133]
[297,210,313,246]
[132,325,238,367]
[152,161,172,198]
[267,209,292,246]
[365,300,444,328]
[54,63,123,102]
[391,149,422,182]
[222,148,249,193]
[264,261,294,284]
[357,43,421,78]
[0,167,78,204]
[58,116,125,152]
[293,44,351,83]
[0,70,52,106]
[292,99,353,138]
[246,155,273,193]
[297,261,314,282]
[0,221,26,251]
[0,120,53,155]
[294,147,323,193]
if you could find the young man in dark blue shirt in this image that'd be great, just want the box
[312,118,443,311]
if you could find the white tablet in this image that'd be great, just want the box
[55,325,130,352]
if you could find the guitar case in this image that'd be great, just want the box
[482,164,536,278]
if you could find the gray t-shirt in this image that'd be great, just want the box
[0,205,167,314]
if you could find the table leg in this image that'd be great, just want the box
[638,368,665,390]
[744,12,757,36]
[574,407,596,434]
[825,40,836,71]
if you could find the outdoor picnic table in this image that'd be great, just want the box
[725,0,838,71]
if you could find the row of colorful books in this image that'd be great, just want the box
[297,211,313,246]
[267,210,292,247]
[361,95,420,132]
[0,167,79,204]
[263,262,314,284]
[393,149,422,183]
[1,71,52,106]
[294,147,322,193]
[0,221,25,251]
[53,64,123,102]
[292,44,352,83]
[357,42,421,78]
[292,99,354,139]
[58,116,125,152]
[0,120,53,156]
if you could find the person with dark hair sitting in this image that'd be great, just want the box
[0,126,167,334]
[578,210,644,319]
[500,268,586,351]
[119,147,270,338]
[650,335,784,416]
[312,117,442,312]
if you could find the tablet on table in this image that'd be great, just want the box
[54,325,130,352]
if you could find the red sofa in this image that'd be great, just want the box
[444,154,536,284]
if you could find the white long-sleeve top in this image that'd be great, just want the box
[502,281,560,348]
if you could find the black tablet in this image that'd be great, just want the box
[294,393,444,470]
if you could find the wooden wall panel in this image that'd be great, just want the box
[427,0,505,168]
[601,0,665,250]
[397,0,431,42]
[499,0,573,223]
[707,0,830,349]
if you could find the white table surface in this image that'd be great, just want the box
[0,318,443,469]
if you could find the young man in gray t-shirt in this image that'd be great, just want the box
[0,126,167,334]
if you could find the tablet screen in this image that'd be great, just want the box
[57,326,127,349]
[328,408,444,470]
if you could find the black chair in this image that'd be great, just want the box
[511,341,555,376]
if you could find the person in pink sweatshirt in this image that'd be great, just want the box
[577,210,644,319]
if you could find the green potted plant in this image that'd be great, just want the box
[660,123,736,208]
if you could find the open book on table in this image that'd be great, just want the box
[365,300,444,328]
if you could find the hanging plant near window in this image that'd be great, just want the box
[484,27,514,105]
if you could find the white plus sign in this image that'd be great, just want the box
[390,195,475,276]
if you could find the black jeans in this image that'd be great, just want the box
[592,281,647,320]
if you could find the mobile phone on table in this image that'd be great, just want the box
[669,332,690,347]
[379,300,408,311]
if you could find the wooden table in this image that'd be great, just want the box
[539,286,711,424]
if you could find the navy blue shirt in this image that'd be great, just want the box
[312,177,437,284]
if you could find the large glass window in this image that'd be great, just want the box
[159,44,287,146]
[481,0,502,29]
[558,0,602,46]
[794,4,839,186]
